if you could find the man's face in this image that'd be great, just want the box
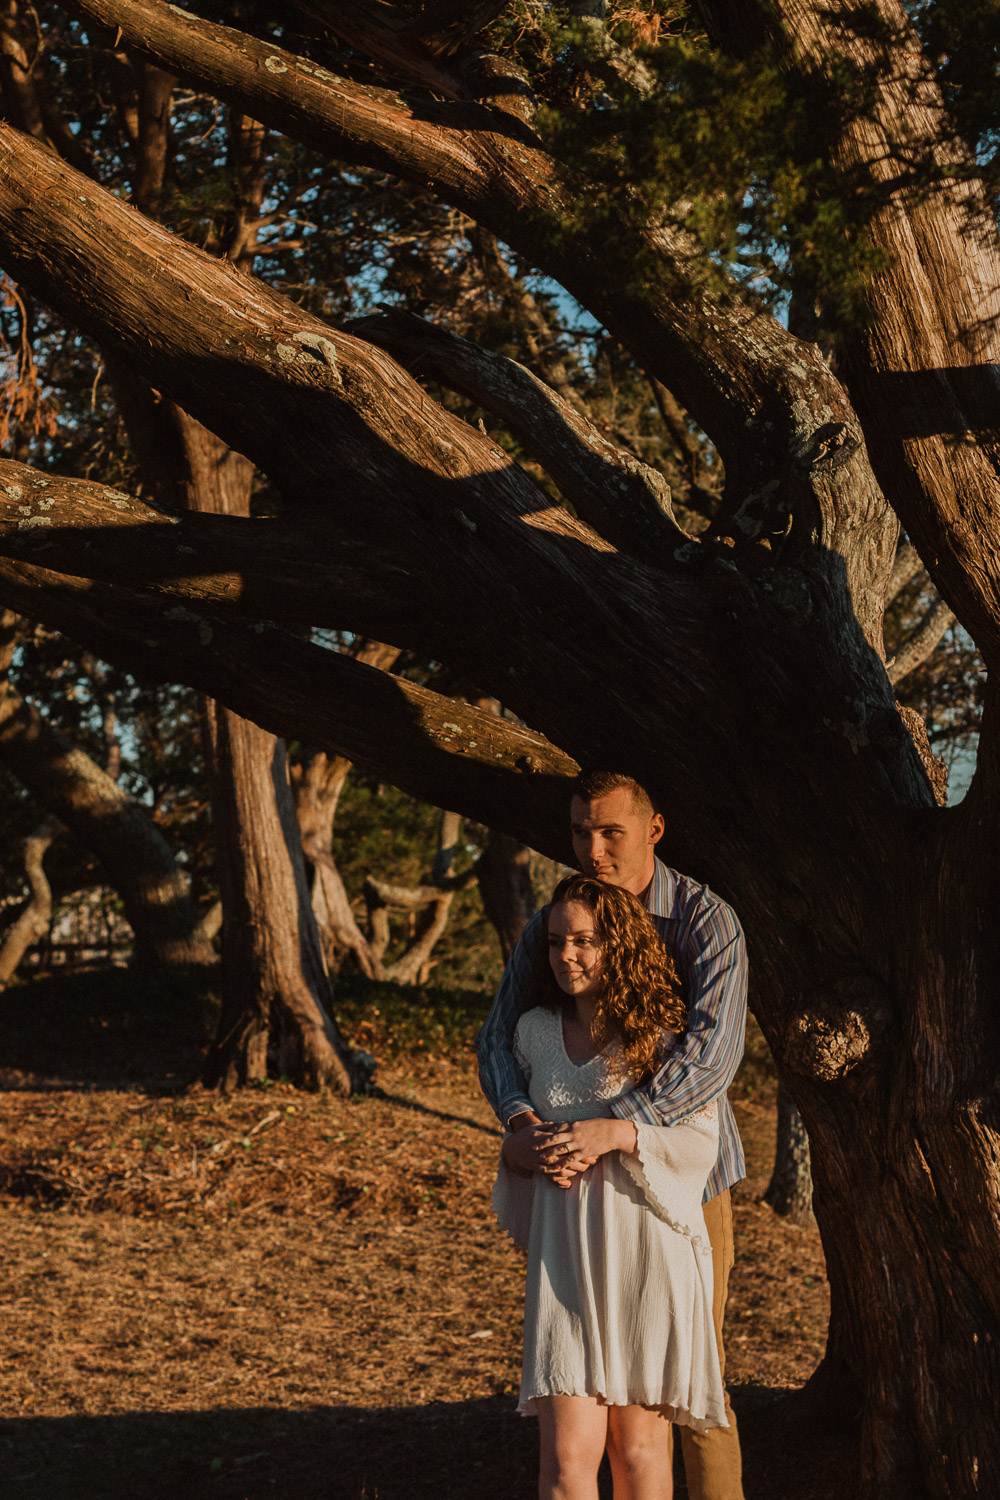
[570,789,664,896]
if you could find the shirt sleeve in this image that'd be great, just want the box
[475,911,544,1126]
[610,892,747,1128]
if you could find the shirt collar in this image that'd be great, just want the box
[646,857,677,919]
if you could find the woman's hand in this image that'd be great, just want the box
[541,1117,638,1167]
[501,1120,597,1187]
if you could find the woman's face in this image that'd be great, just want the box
[547,900,604,1001]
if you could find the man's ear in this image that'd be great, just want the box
[649,813,665,844]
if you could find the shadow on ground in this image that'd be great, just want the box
[0,968,215,1093]
[1,1386,855,1500]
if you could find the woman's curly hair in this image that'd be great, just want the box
[529,874,686,1084]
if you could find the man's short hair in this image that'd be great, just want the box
[571,770,659,818]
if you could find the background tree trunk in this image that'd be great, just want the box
[293,749,384,978]
[200,701,352,1091]
[290,634,401,979]
[763,1079,815,1227]
[0,812,60,986]
[470,697,535,958]
[103,90,356,1089]
[476,830,534,961]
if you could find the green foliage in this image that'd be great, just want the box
[533,24,891,331]
[333,971,491,1057]
[910,0,1000,175]
[479,1,1000,340]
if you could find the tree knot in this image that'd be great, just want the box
[794,422,861,476]
[783,972,893,1081]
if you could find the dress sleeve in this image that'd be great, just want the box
[619,1104,720,1255]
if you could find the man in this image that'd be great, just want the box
[476,770,747,1500]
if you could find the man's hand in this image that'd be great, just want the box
[502,1117,557,1176]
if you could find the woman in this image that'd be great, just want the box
[492,874,727,1500]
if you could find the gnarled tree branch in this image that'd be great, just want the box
[0,557,580,858]
[67,0,897,643]
[352,308,689,561]
[887,596,956,686]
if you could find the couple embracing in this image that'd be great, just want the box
[476,771,747,1500]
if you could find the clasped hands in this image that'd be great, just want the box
[503,1114,637,1189]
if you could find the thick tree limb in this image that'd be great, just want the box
[0,557,580,858]
[352,308,689,560]
[289,1,471,102]
[697,0,1000,673]
[887,597,956,686]
[887,540,923,603]
[0,458,423,637]
[67,0,897,641]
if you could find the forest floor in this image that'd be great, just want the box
[0,970,853,1499]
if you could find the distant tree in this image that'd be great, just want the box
[0,611,216,967]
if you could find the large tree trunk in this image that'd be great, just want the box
[105,88,354,1090]
[132,407,355,1090]
[201,700,351,1091]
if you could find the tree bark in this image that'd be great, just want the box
[105,83,355,1091]
[288,638,400,978]
[763,1079,815,1227]
[0,812,60,986]
[201,701,351,1090]
[475,830,534,962]
[291,747,384,979]
[468,699,535,961]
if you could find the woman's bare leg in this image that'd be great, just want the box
[605,1405,673,1500]
[536,1394,609,1500]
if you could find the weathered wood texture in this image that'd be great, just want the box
[201,699,351,1092]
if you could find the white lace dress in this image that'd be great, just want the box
[492,1005,728,1431]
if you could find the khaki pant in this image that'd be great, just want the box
[669,1189,745,1500]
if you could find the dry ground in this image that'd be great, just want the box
[0,972,850,1499]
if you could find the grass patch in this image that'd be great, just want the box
[333,972,491,1060]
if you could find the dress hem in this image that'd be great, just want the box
[517,1385,729,1433]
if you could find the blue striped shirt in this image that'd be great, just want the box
[475,858,747,1201]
